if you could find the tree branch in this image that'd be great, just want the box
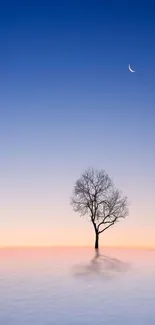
[71,168,129,242]
[98,221,115,234]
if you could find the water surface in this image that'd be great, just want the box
[0,247,155,324]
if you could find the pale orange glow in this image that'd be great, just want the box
[1,189,154,249]
[0,225,155,249]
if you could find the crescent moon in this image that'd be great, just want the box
[128,64,135,73]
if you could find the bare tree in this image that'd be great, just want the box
[71,168,128,250]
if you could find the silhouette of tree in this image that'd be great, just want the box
[71,168,128,250]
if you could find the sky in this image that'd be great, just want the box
[0,0,155,248]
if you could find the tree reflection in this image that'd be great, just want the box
[73,250,130,279]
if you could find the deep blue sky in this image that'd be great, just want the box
[0,1,155,247]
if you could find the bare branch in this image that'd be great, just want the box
[71,168,129,249]
[99,221,115,234]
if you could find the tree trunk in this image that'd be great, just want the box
[95,232,99,250]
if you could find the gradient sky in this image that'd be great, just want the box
[0,1,155,247]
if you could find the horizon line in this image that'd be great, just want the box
[0,245,155,251]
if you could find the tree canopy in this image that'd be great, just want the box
[71,168,128,249]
